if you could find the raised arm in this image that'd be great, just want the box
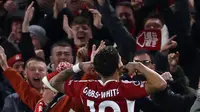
[49,66,76,93]
[93,0,136,63]
[126,62,167,94]
[0,46,41,110]
[50,62,93,93]
[19,2,36,62]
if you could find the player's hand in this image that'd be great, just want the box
[0,46,8,71]
[76,46,89,63]
[168,52,179,72]
[88,9,103,29]
[161,72,173,81]
[125,61,141,74]
[23,2,34,32]
[160,35,177,55]
[79,61,94,74]
[63,15,75,39]
[90,40,106,62]
[3,0,16,13]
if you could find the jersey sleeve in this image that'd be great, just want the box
[64,80,87,97]
[119,81,148,100]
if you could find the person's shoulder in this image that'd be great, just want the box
[4,93,21,104]
[7,93,19,99]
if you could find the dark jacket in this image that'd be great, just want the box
[0,79,14,111]
[1,93,33,112]
[0,70,15,111]
[152,87,196,112]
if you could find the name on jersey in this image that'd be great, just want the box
[83,87,119,99]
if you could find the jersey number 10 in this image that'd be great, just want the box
[87,100,135,112]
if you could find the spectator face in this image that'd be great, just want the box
[11,21,22,42]
[116,6,135,26]
[12,61,24,75]
[133,53,155,70]
[25,60,47,91]
[144,18,163,30]
[51,46,73,68]
[71,24,92,48]
[41,84,56,104]
[66,0,82,12]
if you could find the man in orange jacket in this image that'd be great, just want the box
[0,46,84,112]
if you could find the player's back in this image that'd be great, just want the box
[80,80,148,112]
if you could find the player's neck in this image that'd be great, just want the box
[101,74,118,83]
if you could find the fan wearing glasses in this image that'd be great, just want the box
[133,50,155,70]
[120,49,196,112]
[120,49,164,112]
[120,49,158,81]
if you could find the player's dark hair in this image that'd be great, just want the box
[93,46,119,78]
[134,49,154,63]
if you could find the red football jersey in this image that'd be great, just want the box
[64,80,148,112]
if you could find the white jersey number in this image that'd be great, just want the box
[87,100,135,112]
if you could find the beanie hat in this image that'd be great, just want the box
[42,62,73,92]
[7,54,23,67]
[28,25,48,47]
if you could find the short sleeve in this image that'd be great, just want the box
[120,81,148,100]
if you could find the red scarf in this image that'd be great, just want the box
[34,99,46,112]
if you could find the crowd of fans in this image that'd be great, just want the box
[0,0,200,111]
